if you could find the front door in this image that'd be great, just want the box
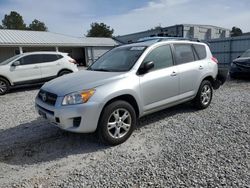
[9,54,42,84]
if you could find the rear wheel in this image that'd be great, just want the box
[97,100,136,145]
[194,80,213,109]
[0,78,10,95]
[58,70,72,77]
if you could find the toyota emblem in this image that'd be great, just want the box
[41,93,47,102]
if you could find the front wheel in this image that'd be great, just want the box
[97,100,136,146]
[0,78,10,95]
[194,80,213,109]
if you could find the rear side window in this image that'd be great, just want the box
[193,44,207,60]
[143,45,174,70]
[174,44,195,64]
[42,54,61,62]
[19,55,43,65]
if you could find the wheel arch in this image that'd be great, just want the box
[202,75,218,89]
[57,69,73,76]
[101,94,140,119]
[0,75,12,86]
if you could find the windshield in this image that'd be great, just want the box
[88,46,146,72]
[240,49,250,58]
[0,54,22,65]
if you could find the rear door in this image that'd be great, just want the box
[173,43,207,98]
[39,54,64,78]
[9,54,42,83]
[139,44,179,112]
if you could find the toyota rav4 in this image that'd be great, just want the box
[35,39,226,145]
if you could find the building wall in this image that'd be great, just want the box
[0,46,113,66]
[22,47,56,53]
[0,47,19,62]
[86,46,113,66]
[116,24,230,44]
[116,28,163,44]
[183,25,230,40]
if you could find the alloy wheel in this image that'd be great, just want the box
[0,81,7,94]
[200,85,211,106]
[107,108,132,139]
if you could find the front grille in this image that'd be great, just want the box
[37,104,54,115]
[38,90,57,106]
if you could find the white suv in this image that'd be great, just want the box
[0,52,78,95]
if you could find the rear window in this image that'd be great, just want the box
[193,44,207,60]
[174,44,195,64]
[42,54,62,62]
[240,49,250,58]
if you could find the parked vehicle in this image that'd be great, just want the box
[35,39,226,145]
[230,49,250,78]
[0,52,78,95]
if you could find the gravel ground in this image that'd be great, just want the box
[0,79,249,188]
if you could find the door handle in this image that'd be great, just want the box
[33,66,39,69]
[199,66,204,70]
[171,71,177,76]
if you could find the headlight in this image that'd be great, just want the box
[62,89,95,105]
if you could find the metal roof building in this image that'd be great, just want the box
[0,29,118,65]
[116,24,231,44]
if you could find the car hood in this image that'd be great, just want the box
[233,57,250,68]
[42,70,126,96]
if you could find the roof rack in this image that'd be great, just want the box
[137,36,189,43]
[136,36,208,44]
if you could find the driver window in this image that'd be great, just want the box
[143,45,174,71]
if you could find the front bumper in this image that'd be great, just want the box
[35,96,103,133]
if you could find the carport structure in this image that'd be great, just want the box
[0,29,118,66]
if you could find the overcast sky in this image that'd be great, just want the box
[0,0,249,37]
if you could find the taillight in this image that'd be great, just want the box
[69,59,76,64]
[211,57,218,64]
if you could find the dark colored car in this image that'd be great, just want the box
[230,49,250,78]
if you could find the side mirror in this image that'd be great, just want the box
[138,61,154,75]
[12,61,20,66]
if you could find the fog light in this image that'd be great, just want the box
[73,117,81,127]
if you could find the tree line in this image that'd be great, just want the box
[0,11,114,37]
[0,11,48,31]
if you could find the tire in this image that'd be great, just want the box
[230,73,237,79]
[194,80,213,110]
[97,100,136,146]
[58,70,72,77]
[0,78,10,95]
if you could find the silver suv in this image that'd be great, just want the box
[35,39,224,145]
